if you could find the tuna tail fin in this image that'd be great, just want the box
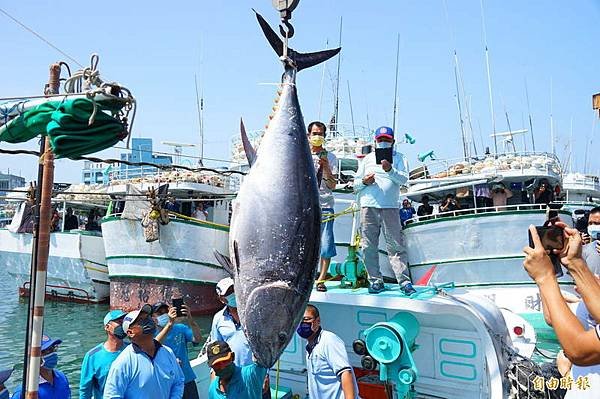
[240,118,257,167]
[213,250,234,276]
[254,10,341,71]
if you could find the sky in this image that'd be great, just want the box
[0,0,599,183]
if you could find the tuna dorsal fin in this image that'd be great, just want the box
[254,10,341,72]
[240,118,257,166]
[213,250,234,276]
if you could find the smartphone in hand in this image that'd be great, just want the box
[528,225,565,277]
[172,297,184,317]
[375,147,393,165]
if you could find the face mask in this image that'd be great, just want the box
[215,364,235,380]
[225,293,237,308]
[375,141,392,149]
[156,314,170,327]
[42,352,59,369]
[309,135,325,147]
[0,388,9,399]
[296,322,314,339]
[588,225,600,241]
[113,325,127,340]
[140,317,156,335]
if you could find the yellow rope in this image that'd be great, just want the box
[275,359,281,399]
[167,211,229,230]
[321,205,358,223]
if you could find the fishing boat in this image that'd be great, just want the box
[191,284,540,398]
[0,184,110,303]
[101,169,234,314]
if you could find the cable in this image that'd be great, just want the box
[0,7,84,68]
[0,148,247,176]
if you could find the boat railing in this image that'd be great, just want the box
[563,174,600,189]
[22,281,91,302]
[409,151,561,181]
[406,202,552,225]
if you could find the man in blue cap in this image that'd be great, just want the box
[354,126,416,295]
[11,334,70,399]
[79,309,127,399]
[0,367,14,399]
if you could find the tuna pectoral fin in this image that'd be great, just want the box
[240,118,256,166]
[213,250,234,276]
[254,11,341,71]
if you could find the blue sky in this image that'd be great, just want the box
[1,0,599,183]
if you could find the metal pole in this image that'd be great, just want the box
[24,62,60,399]
[392,33,400,133]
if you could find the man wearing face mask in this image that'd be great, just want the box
[297,304,358,399]
[104,304,184,399]
[582,207,600,275]
[207,341,268,399]
[353,126,416,295]
[209,278,253,366]
[0,367,14,399]
[11,334,70,399]
[79,310,127,399]
[153,302,202,399]
[308,121,339,292]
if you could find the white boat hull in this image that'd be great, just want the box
[0,229,109,302]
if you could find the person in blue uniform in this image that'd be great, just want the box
[207,341,267,399]
[103,304,184,399]
[11,334,71,399]
[79,309,127,399]
[154,301,202,399]
[297,304,358,399]
[0,367,14,399]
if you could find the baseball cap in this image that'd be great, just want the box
[152,302,169,314]
[41,334,62,352]
[374,126,394,140]
[216,277,234,296]
[122,304,152,332]
[0,368,13,385]
[103,309,126,326]
[207,340,234,367]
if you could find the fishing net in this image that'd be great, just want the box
[0,98,127,158]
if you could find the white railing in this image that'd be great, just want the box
[406,202,550,225]
[409,152,562,181]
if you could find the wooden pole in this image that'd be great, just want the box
[24,63,60,399]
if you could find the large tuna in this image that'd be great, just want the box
[229,12,340,368]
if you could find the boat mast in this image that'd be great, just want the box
[392,33,400,133]
[480,0,497,155]
[347,80,356,136]
[332,16,343,136]
[194,74,204,165]
[550,78,555,154]
[453,51,469,159]
[524,78,536,151]
[317,39,328,121]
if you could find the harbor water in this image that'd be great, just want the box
[0,266,213,396]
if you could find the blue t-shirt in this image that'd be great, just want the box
[399,207,416,224]
[12,369,70,399]
[79,342,126,399]
[156,323,198,383]
[208,364,267,399]
[103,340,185,399]
[210,307,253,367]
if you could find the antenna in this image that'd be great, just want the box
[480,0,497,155]
[161,141,196,165]
[347,80,356,136]
[550,77,555,154]
[453,53,468,159]
[194,74,204,166]
[524,78,536,151]
[332,16,343,136]
[392,33,400,133]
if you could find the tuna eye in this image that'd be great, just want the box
[278,332,288,343]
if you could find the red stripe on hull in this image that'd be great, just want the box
[110,278,222,315]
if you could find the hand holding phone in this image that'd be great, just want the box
[172,297,184,318]
[528,225,565,277]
